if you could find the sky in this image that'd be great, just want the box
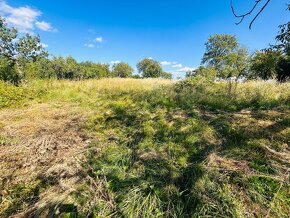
[0,0,289,78]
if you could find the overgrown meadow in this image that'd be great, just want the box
[0,78,289,217]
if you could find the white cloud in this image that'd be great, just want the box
[161,61,172,66]
[160,61,183,68]
[176,67,196,72]
[35,21,55,32]
[84,43,95,48]
[172,63,183,68]
[95,37,103,43]
[110,60,121,65]
[0,1,55,33]
[85,36,104,48]
[40,42,48,48]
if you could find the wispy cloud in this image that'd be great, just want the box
[160,60,195,75]
[172,63,183,68]
[110,60,121,65]
[84,43,95,48]
[95,37,103,43]
[35,21,56,32]
[84,36,105,48]
[39,42,48,48]
[161,60,183,68]
[161,61,173,66]
[176,67,195,72]
[0,1,55,33]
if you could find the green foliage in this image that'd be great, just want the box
[272,21,290,55]
[137,58,163,78]
[250,50,282,80]
[186,66,217,80]
[265,19,290,82]
[276,54,290,82]
[174,77,290,111]
[160,71,172,79]
[111,62,133,78]
[202,34,249,79]
[0,17,47,84]
[0,80,46,108]
[81,61,110,79]
[0,17,17,61]
[0,58,20,83]
[0,181,42,217]
[16,34,48,61]
[52,56,81,79]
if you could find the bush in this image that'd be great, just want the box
[0,59,21,85]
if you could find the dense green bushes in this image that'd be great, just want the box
[0,81,33,108]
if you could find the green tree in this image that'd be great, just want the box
[65,56,81,79]
[0,58,19,82]
[0,17,48,84]
[160,71,172,79]
[186,66,217,81]
[272,21,290,82]
[80,62,110,79]
[37,58,56,79]
[51,56,67,79]
[276,56,290,82]
[201,34,249,79]
[112,62,133,78]
[137,58,162,78]
[250,50,281,80]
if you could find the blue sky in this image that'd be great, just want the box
[0,0,289,78]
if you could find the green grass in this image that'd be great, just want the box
[0,78,289,217]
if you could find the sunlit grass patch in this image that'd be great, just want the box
[0,78,289,217]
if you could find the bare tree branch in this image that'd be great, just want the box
[231,0,271,29]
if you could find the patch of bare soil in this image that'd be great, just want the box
[0,103,92,217]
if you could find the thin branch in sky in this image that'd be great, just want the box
[230,0,271,29]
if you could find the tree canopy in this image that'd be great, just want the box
[0,17,47,84]
[137,58,163,78]
[201,34,249,79]
[112,62,134,78]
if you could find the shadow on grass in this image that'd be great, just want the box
[80,100,220,217]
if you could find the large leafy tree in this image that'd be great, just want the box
[137,58,162,78]
[112,62,133,78]
[201,34,249,79]
[250,50,281,80]
[0,17,48,83]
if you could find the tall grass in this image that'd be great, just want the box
[0,78,289,217]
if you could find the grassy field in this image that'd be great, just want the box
[0,78,289,217]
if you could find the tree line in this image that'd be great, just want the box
[0,17,172,84]
[1,15,289,85]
